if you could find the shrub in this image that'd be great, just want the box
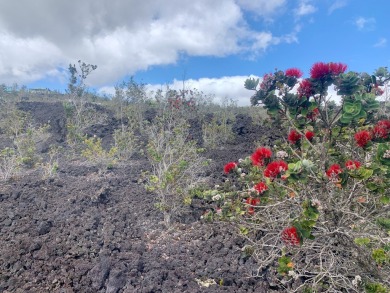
[113,125,139,160]
[14,124,50,168]
[0,147,20,181]
[81,136,117,174]
[202,97,236,148]
[40,146,60,179]
[144,109,207,227]
[207,63,390,292]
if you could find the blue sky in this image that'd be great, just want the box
[0,0,389,105]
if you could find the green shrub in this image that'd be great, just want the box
[144,111,207,227]
[206,63,390,291]
[14,124,50,168]
[81,136,117,174]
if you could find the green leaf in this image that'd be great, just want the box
[244,78,259,90]
[343,101,361,115]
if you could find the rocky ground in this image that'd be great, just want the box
[0,102,284,293]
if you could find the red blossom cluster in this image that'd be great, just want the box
[297,79,314,99]
[345,160,361,170]
[310,62,347,79]
[254,182,268,194]
[372,120,390,139]
[305,131,315,141]
[285,68,303,78]
[354,130,372,147]
[264,160,288,178]
[288,129,302,145]
[246,197,260,215]
[223,162,237,174]
[326,164,343,179]
[281,226,300,246]
[251,147,272,167]
[329,62,348,75]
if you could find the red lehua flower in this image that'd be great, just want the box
[377,120,390,130]
[297,79,314,98]
[254,182,268,194]
[288,129,302,145]
[354,130,372,147]
[345,160,361,170]
[305,131,315,141]
[223,162,237,174]
[326,164,343,178]
[372,125,388,139]
[264,161,288,178]
[281,227,300,246]
[329,62,347,75]
[285,68,303,78]
[251,147,272,167]
[310,62,331,79]
[373,120,390,139]
[246,197,260,215]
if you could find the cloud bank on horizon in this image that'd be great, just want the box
[0,0,388,105]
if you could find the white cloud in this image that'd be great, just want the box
[294,1,317,18]
[0,31,64,84]
[374,38,387,48]
[236,0,286,18]
[0,0,296,87]
[354,17,376,31]
[98,75,258,106]
[99,75,354,107]
[328,0,348,14]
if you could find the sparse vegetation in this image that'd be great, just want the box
[0,62,388,293]
[144,106,207,227]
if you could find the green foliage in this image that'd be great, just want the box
[244,77,259,90]
[354,237,371,246]
[67,60,97,98]
[81,136,117,173]
[145,112,206,227]
[372,248,389,265]
[277,256,294,275]
[340,93,379,125]
[14,124,49,168]
[40,146,60,179]
[215,64,390,291]
[365,282,389,293]
[0,104,28,137]
[376,218,390,230]
[376,143,390,167]
[65,60,101,146]
[202,113,235,148]
[336,72,361,95]
[113,125,139,160]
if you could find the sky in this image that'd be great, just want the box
[0,0,389,105]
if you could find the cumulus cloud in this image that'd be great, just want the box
[0,31,64,84]
[98,75,258,106]
[0,0,297,87]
